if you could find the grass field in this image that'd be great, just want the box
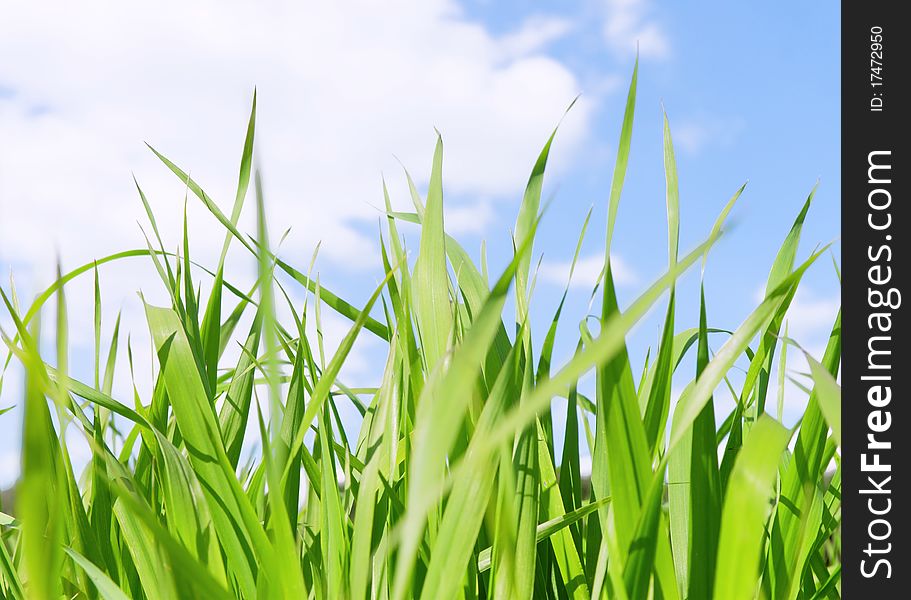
[0,62,841,599]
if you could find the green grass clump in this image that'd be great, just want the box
[0,62,840,599]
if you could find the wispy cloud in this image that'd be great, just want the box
[539,253,638,290]
[500,15,574,59]
[783,289,840,342]
[445,201,496,235]
[671,114,746,155]
[603,0,669,59]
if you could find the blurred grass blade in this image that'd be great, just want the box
[66,548,131,600]
[17,312,64,600]
[714,415,790,599]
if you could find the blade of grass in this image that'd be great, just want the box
[411,134,453,370]
[713,415,790,599]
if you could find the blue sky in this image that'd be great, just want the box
[0,0,840,484]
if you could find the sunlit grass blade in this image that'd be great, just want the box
[714,415,791,599]
[219,310,262,468]
[802,350,841,447]
[145,305,267,597]
[419,340,520,600]
[16,312,64,600]
[411,133,453,370]
[605,56,638,254]
[748,186,816,420]
[393,221,537,600]
[642,111,680,455]
[147,145,389,340]
[685,285,722,599]
[767,311,842,599]
[592,59,650,581]
[668,245,827,455]
[65,548,131,600]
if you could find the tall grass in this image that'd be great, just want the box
[0,62,841,599]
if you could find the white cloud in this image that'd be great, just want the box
[603,0,669,59]
[578,453,593,478]
[672,115,746,155]
[0,0,594,283]
[500,16,575,59]
[0,362,23,489]
[783,290,840,343]
[539,253,638,289]
[0,449,18,490]
[444,200,496,235]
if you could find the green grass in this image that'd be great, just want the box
[0,62,841,599]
